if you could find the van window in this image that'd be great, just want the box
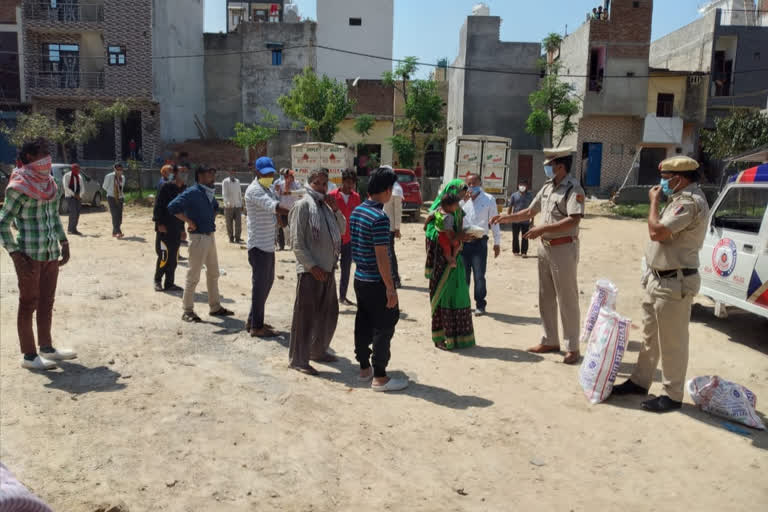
[396,173,415,183]
[713,187,768,234]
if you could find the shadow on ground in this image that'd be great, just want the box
[691,303,768,356]
[40,361,126,395]
[317,357,494,410]
[456,345,544,363]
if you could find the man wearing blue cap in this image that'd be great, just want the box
[244,157,290,337]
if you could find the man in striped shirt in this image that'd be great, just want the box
[350,167,408,392]
[244,157,289,337]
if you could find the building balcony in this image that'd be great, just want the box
[643,114,683,145]
[28,71,105,93]
[24,2,104,27]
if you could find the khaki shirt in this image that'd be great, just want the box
[645,183,710,270]
[529,175,586,240]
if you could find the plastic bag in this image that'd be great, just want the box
[580,279,619,344]
[687,376,766,430]
[579,308,631,404]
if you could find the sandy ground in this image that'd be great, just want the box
[0,200,767,512]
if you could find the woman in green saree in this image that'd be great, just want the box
[425,179,476,350]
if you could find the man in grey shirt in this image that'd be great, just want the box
[506,179,534,257]
[288,169,346,376]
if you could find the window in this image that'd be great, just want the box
[396,173,416,183]
[714,188,768,234]
[633,1,640,7]
[271,49,282,66]
[349,17,362,26]
[108,46,126,66]
[43,43,79,72]
[656,93,675,118]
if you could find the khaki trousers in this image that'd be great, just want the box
[182,233,222,313]
[537,240,581,352]
[632,273,700,401]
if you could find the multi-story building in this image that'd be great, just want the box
[227,1,285,32]
[651,4,768,129]
[333,79,395,171]
[447,7,545,191]
[0,1,26,163]
[316,0,394,82]
[557,0,654,193]
[205,18,317,167]
[20,0,204,164]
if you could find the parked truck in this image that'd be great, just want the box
[443,135,512,211]
[291,142,354,186]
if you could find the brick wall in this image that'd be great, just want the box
[347,80,394,117]
[0,1,19,23]
[589,0,652,59]
[574,116,644,193]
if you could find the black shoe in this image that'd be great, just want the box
[182,312,202,323]
[611,379,649,396]
[164,284,183,293]
[340,298,355,306]
[210,307,235,317]
[641,395,682,413]
[229,238,235,243]
[154,282,163,292]
[236,238,244,243]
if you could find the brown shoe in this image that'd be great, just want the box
[527,344,560,354]
[563,351,581,365]
[251,327,278,338]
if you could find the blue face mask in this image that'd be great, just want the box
[470,186,483,195]
[544,165,555,179]
[660,176,677,196]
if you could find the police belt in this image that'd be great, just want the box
[542,236,577,247]
[653,268,698,279]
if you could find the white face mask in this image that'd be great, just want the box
[544,165,555,179]
[519,185,527,193]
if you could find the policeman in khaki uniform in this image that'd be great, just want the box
[492,147,586,364]
[612,156,709,413]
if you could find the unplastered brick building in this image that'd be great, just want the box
[20,0,205,165]
[557,0,654,194]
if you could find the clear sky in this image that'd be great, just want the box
[204,0,709,78]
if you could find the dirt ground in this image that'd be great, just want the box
[1,200,766,512]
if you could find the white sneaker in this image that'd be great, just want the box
[21,356,57,370]
[40,348,78,361]
[372,377,409,392]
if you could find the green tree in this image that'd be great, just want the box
[353,114,375,139]
[231,108,280,157]
[1,100,132,160]
[278,68,355,142]
[389,134,416,169]
[383,57,444,168]
[700,110,768,161]
[542,32,563,60]
[526,53,581,147]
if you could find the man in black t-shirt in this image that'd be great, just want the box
[152,165,188,292]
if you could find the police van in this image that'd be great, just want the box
[699,151,768,320]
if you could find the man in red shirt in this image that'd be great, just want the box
[329,169,361,306]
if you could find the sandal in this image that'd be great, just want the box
[311,353,339,363]
[182,312,202,323]
[251,327,278,338]
[290,364,319,376]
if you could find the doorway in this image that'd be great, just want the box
[356,144,381,176]
[84,118,116,161]
[638,147,667,185]
[121,110,142,161]
[582,142,603,187]
[517,154,533,186]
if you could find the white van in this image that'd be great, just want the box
[699,163,768,319]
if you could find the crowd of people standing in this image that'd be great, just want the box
[0,139,712,409]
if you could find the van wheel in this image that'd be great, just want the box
[92,192,102,208]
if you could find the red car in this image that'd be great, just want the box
[394,169,423,220]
